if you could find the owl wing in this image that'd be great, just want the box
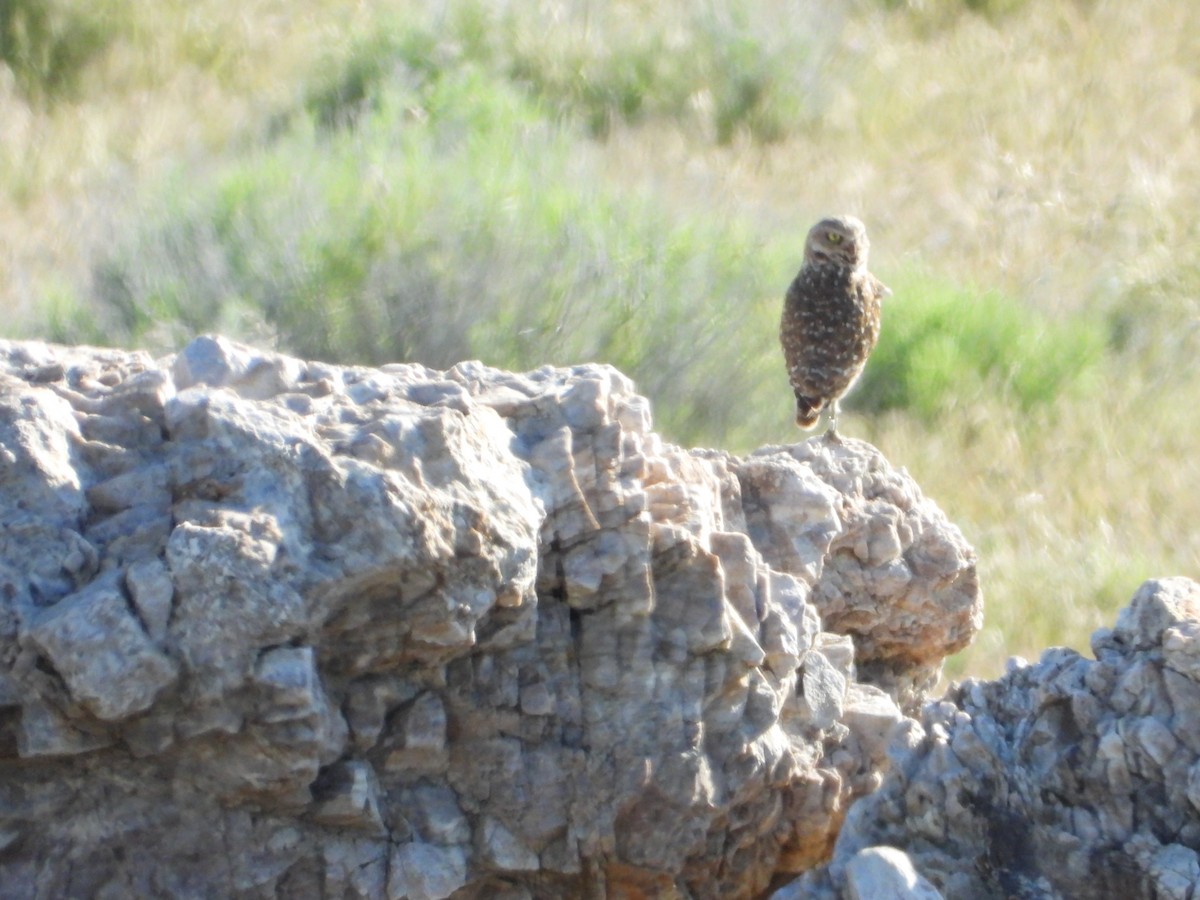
[780,276,807,372]
[853,272,886,354]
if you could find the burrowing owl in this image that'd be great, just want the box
[781,215,890,438]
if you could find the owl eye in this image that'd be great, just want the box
[827,231,843,244]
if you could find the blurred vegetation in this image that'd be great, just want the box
[0,0,120,103]
[858,272,1107,420]
[67,69,795,446]
[301,2,819,142]
[3,0,1200,679]
[876,0,1035,29]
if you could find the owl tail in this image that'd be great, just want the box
[794,395,822,429]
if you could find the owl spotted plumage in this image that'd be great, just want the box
[780,216,890,438]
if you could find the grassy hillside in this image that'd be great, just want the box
[4,0,1200,678]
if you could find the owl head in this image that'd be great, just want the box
[804,215,869,270]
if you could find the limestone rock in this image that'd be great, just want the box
[768,845,944,900]
[842,847,944,900]
[23,572,178,722]
[0,336,980,898]
[792,576,1200,899]
[736,441,981,709]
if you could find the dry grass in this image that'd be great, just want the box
[603,1,1200,318]
[4,0,1200,680]
[0,0,408,321]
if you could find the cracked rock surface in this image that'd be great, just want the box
[0,336,979,899]
[792,576,1200,900]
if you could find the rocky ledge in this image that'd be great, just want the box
[794,576,1200,900]
[0,336,980,899]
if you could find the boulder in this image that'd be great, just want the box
[792,577,1200,899]
[0,336,980,898]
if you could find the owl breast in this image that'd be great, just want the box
[780,263,882,402]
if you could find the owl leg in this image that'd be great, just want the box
[824,401,843,443]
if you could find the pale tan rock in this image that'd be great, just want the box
[737,439,981,709]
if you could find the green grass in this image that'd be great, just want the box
[6,0,1200,682]
[859,270,1107,420]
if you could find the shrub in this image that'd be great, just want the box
[874,0,1033,24]
[1103,264,1200,378]
[0,0,120,103]
[299,2,824,144]
[855,270,1106,420]
[68,69,800,448]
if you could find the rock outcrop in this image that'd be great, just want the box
[0,336,979,899]
[790,576,1200,900]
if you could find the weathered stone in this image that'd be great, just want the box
[407,782,470,846]
[1113,577,1200,651]
[791,576,1200,900]
[0,337,982,899]
[165,516,310,699]
[799,648,848,730]
[1145,842,1200,900]
[843,846,944,900]
[322,837,389,899]
[481,816,541,871]
[23,575,178,721]
[124,558,174,643]
[172,333,303,399]
[387,842,467,900]
[16,699,113,757]
[740,439,981,709]
[378,691,448,774]
[308,760,386,833]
